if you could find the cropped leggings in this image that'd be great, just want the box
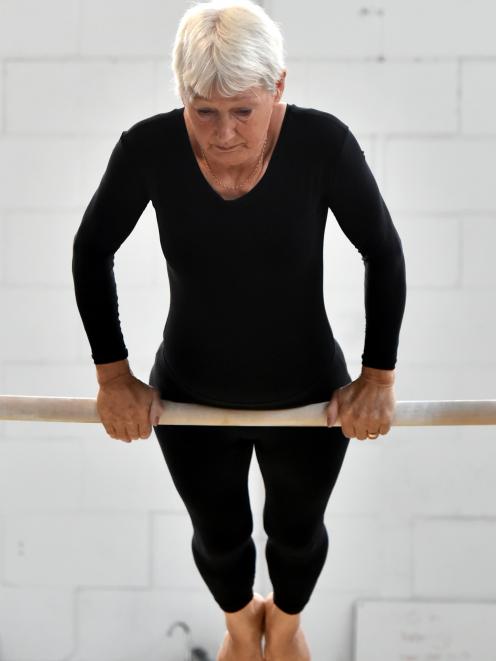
[149,355,351,615]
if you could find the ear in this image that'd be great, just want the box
[275,69,287,101]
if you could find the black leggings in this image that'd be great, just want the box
[149,349,351,615]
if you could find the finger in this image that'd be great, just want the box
[149,393,165,426]
[341,424,355,439]
[379,423,391,435]
[103,422,117,439]
[356,428,368,441]
[125,422,140,441]
[116,425,131,442]
[339,410,352,438]
[326,394,339,426]
[139,420,152,439]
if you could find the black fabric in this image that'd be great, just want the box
[153,421,351,614]
[72,103,406,408]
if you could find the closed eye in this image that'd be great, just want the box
[196,109,252,116]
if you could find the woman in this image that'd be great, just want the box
[72,0,406,659]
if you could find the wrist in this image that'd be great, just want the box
[96,358,132,386]
[360,365,395,386]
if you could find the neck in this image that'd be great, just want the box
[202,134,269,182]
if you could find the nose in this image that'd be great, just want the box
[215,115,237,144]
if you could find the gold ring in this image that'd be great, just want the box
[367,433,379,439]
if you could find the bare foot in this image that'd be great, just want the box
[263,592,311,661]
[216,592,266,661]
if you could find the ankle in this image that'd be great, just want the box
[265,596,301,635]
[224,594,260,618]
[224,595,264,640]
[266,593,300,618]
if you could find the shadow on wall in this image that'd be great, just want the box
[167,620,214,661]
[114,619,215,661]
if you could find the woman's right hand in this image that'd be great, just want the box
[96,372,165,442]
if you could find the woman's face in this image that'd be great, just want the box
[183,81,284,167]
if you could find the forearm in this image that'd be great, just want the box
[72,247,129,365]
[361,243,406,371]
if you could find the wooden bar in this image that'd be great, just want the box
[0,395,495,426]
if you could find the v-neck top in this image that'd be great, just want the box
[72,103,407,409]
[182,103,289,203]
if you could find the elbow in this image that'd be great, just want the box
[363,225,405,264]
[72,227,88,257]
[71,231,114,281]
[361,238,406,274]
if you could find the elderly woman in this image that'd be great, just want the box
[72,0,406,659]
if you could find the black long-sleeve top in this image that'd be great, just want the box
[72,103,406,409]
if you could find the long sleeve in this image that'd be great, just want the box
[326,127,406,369]
[72,131,150,364]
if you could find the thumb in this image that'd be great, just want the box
[149,389,166,426]
[326,391,340,427]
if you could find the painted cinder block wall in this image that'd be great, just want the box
[0,1,495,659]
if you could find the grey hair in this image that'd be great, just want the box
[171,0,286,104]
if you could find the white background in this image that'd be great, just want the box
[0,1,495,659]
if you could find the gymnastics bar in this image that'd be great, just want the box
[0,396,495,427]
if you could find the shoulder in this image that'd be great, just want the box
[119,108,184,159]
[288,103,349,153]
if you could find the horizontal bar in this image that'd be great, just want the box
[0,396,495,426]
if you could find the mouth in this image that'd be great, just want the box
[216,145,240,151]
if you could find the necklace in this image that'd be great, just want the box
[199,133,269,191]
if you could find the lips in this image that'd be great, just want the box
[216,145,239,150]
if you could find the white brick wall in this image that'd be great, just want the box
[1,1,495,660]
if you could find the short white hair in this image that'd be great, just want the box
[171,0,286,104]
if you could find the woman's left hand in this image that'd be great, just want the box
[326,374,396,440]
